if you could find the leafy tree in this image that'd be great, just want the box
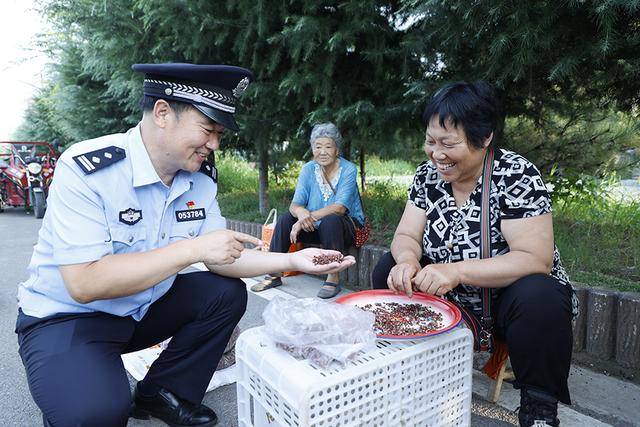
[230,0,421,209]
[19,0,640,208]
[14,84,68,146]
[28,0,277,212]
[400,0,640,174]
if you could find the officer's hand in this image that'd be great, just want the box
[387,261,421,297]
[290,248,356,274]
[196,230,262,266]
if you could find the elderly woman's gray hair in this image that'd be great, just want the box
[309,122,343,150]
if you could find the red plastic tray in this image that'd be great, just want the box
[335,289,462,340]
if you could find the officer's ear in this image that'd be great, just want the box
[152,99,172,128]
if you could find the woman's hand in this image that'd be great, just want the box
[290,221,302,244]
[290,248,356,274]
[298,214,317,232]
[387,261,421,297]
[412,263,461,296]
[291,214,318,243]
[291,205,316,232]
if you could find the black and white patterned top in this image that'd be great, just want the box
[408,149,578,317]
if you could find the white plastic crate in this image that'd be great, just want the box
[236,326,473,427]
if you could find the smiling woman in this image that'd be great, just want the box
[371,81,578,427]
[423,117,489,206]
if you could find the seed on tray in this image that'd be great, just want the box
[360,302,444,336]
[312,254,344,265]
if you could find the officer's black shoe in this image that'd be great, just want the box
[518,387,560,426]
[132,385,218,427]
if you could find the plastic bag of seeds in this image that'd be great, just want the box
[262,296,376,368]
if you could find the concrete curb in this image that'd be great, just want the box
[226,219,640,371]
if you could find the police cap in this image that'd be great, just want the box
[132,63,254,132]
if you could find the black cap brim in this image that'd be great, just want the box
[193,104,240,132]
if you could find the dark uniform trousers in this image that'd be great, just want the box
[372,251,574,404]
[270,212,355,254]
[15,271,247,427]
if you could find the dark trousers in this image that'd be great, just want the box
[371,251,574,404]
[15,271,247,427]
[270,211,355,254]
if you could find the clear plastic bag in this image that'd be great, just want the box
[262,297,376,368]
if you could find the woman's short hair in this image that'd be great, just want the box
[309,122,342,150]
[422,81,503,149]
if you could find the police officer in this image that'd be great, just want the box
[15,63,356,427]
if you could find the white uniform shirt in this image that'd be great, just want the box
[17,124,226,321]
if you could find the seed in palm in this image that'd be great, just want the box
[312,254,344,265]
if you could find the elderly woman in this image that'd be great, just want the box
[252,122,365,298]
[371,82,577,427]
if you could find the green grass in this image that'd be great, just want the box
[364,155,417,177]
[552,184,640,291]
[216,154,639,293]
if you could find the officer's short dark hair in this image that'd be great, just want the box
[422,81,504,149]
[140,95,193,116]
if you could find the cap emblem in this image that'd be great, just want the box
[233,77,250,98]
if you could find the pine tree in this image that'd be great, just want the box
[399,0,640,173]
[230,0,420,202]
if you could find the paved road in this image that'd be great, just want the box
[0,208,44,426]
[0,207,615,426]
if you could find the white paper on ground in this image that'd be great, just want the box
[121,342,236,392]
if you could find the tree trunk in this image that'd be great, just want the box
[359,147,366,193]
[258,145,269,215]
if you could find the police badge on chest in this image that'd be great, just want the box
[119,208,142,225]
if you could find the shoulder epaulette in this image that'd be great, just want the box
[72,146,126,175]
[199,161,218,183]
